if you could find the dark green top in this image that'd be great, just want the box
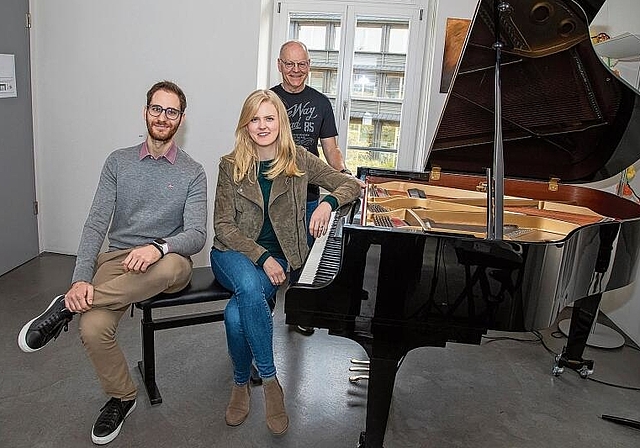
[255,160,341,266]
[256,161,285,265]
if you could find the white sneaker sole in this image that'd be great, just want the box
[17,295,66,353]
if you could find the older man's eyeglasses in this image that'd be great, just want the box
[279,59,310,71]
[147,104,182,120]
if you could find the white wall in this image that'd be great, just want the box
[591,0,640,91]
[30,0,264,267]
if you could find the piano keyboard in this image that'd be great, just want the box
[297,212,341,286]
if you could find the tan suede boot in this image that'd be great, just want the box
[225,383,251,426]
[263,377,289,435]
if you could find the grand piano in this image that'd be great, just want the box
[285,1,640,447]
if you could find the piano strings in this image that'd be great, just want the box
[364,180,608,242]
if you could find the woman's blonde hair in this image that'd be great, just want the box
[225,89,303,183]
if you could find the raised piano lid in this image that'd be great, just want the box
[426,0,640,184]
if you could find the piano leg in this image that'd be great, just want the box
[552,293,601,378]
[357,356,399,448]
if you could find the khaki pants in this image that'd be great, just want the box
[78,249,192,400]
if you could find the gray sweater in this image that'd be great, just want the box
[72,143,208,284]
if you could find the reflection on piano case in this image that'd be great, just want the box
[285,1,640,447]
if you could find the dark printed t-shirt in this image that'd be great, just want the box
[271,84,338,200]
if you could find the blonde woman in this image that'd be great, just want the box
[210,89,360,434]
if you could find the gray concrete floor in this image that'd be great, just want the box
[1,252,639,447]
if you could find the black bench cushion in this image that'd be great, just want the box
[135,266,231,309]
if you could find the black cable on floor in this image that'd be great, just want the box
[587,376,640,391]
[481,333,542,344]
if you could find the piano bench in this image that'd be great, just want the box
[134,266,231,405]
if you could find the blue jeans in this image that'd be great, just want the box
[210,249,287,385]
[306,199,318,247]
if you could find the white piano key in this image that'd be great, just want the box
[297,212,337,285]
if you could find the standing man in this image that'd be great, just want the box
[17,81,207,445]
[271,40,353,336]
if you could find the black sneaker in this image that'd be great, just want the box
[17,295,74,352]
[91,397,136,445]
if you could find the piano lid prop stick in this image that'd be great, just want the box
[490,0,510,240]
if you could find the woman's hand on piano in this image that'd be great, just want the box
[263,256,287,286]
[309,202,333,239]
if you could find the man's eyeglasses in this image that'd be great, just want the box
[147,104,182,120]
[279,59,310,71]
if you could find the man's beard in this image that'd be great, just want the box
[146,117,180,142]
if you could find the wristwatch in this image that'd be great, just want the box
[150,238,169,258]
[340,168,353,175]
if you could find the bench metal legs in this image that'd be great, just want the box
[137,306,225,405]
[138,307,163,404]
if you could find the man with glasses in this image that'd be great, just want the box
[272,40,353,336]
[17,81,207,445]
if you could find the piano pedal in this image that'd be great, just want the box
[357,431,367,448]
[349,358,370,383]
[350,358,370,365]
[349,374,369,383]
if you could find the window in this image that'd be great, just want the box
[272,2,427,170]
[381,121,400,149]
[383,74,404,99]
[298,25,326,49]
[355,25,382,52]
[389,26,409,54]
[352,72,378,98]
[308,71,326,91]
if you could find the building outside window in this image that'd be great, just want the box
[290,13,410,170]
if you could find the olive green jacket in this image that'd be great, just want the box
[212,146,361,270]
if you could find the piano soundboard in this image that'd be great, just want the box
[363,180,609,242]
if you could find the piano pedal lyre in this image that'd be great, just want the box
[349,358,370,383]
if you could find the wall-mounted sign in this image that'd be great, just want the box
[0,54,17,98]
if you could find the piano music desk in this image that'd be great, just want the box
[134,267,231,405]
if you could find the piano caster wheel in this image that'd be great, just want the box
[552,353,594,378]
[552,354,564,376]
[577,365,593,379]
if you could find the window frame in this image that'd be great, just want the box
[270,0,434,171]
